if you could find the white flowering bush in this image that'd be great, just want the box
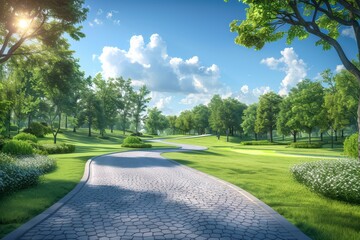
[291,159,360,204]
[0,153,56,194]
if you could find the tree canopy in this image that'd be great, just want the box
[0,0,88,63]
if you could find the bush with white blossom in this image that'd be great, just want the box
[0,153,56,194]
[291,159,360,204]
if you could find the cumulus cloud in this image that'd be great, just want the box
[240,85,249,94]
[233,86,271,105]
[261,47,307,96]
[335,64,345,73]
[341,27,355,39]
[94,18,103,25]
[99,33,222,94]
[92,54,98,61]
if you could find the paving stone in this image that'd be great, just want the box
[16,143,309,240]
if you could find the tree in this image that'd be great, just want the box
[167,115,178,135]
[116,77,134,135]
[241,103,258,140]
[176,110,193,134]
[208,95,225,135]
[132,85,151,133]
[277,97,301,142]
[192,105,210,135]
[255,92,282,142]
[78,88,102,137]
[290,80,326,143]
[222,98,247,136]
[0,0,88,64]
[229,0,360,158]
[145,107,169,135]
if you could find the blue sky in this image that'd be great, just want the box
[69,0,356,115]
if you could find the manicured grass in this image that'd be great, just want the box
[163,135,360,240]
[0,129,175,238]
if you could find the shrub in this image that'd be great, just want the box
[130,132,143,137]
[291,159,360,204]
[23,122,52,137]
[0,137,7,151]
[240,140,283,145]
[13,133,38,143]
[2,140,34,155]
[41,143,76,154]
[344,133,358,159]
[121,143,152,148]
[0,154,56,194]
[289,142,322,148]
[121,136,152,148]
[123,136,142,144]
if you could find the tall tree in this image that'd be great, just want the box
[117,77,133,135]
[176,110,193,134]
[277,96,301,142]
[145,107,169,135]
[223,98,247,136]
[167,115,178,135]
[255,92,282,142]
[290,80,326,143]
[229,0,360,158]
[208,95,225,134]
[0,0,88,63]
[132,85,151,133]
[241,103,258,140]
[192,104,210,135]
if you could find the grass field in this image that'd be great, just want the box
[0,129,174,238]
[163,135,360,240]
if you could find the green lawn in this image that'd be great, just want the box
[0,129,174,238]
[163,136,360,240]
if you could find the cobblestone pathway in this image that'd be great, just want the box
[8,141,310,240]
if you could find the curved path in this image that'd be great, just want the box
[5,139,310,240]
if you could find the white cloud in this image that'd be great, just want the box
[341,27,355,39]
[92,54,98,61]
[98,33,222,94]
[94,18,103,25]
[240,85,249,94]
[261,47,307,96]
[106,12,113,19]
[155,96,172,110]
[232,86,271,105]
[89,22,94,27]
[113,20,121,25]
[335,64,345,73]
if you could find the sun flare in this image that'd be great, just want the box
[17,18,31,30]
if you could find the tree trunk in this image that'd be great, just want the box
[341,130,344,138]
[320,132,323,142]
[73,127,76,133]
[308,130,312,144]
[54,134,57,144]
[27,115,31,128]
[293,131,297,143]
[65,114,67,129]
[88,120,92,137]
[255,133,258,141]
[331,129,334,149]
[358,95,360,161]
[335,130,338,142]
[111,126,114,133]
[269,129,273,143]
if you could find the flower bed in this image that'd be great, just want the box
[291,159,360,204]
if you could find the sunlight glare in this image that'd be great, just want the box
[17,18,31,30]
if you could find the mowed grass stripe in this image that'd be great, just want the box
[163,135,360,240]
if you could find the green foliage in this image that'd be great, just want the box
[123,136,142,144]
[13,133,38,143]
[121,136,152,148]
[241,103,258,137]
[130,132,143,137]
[176,110,194,134]
[291,159,360,204]
[290,142,323,148]
[192,105,210,135]
[255,92,282,142]
[145,107,169,135]
[0,154,56,194]
[344,133,359,159]
[240,140,281,145]
[132,85,151,133]
[2,140,34,155]
[40,144,76,154]
[23,122,51,137]
[9,124,18,132]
